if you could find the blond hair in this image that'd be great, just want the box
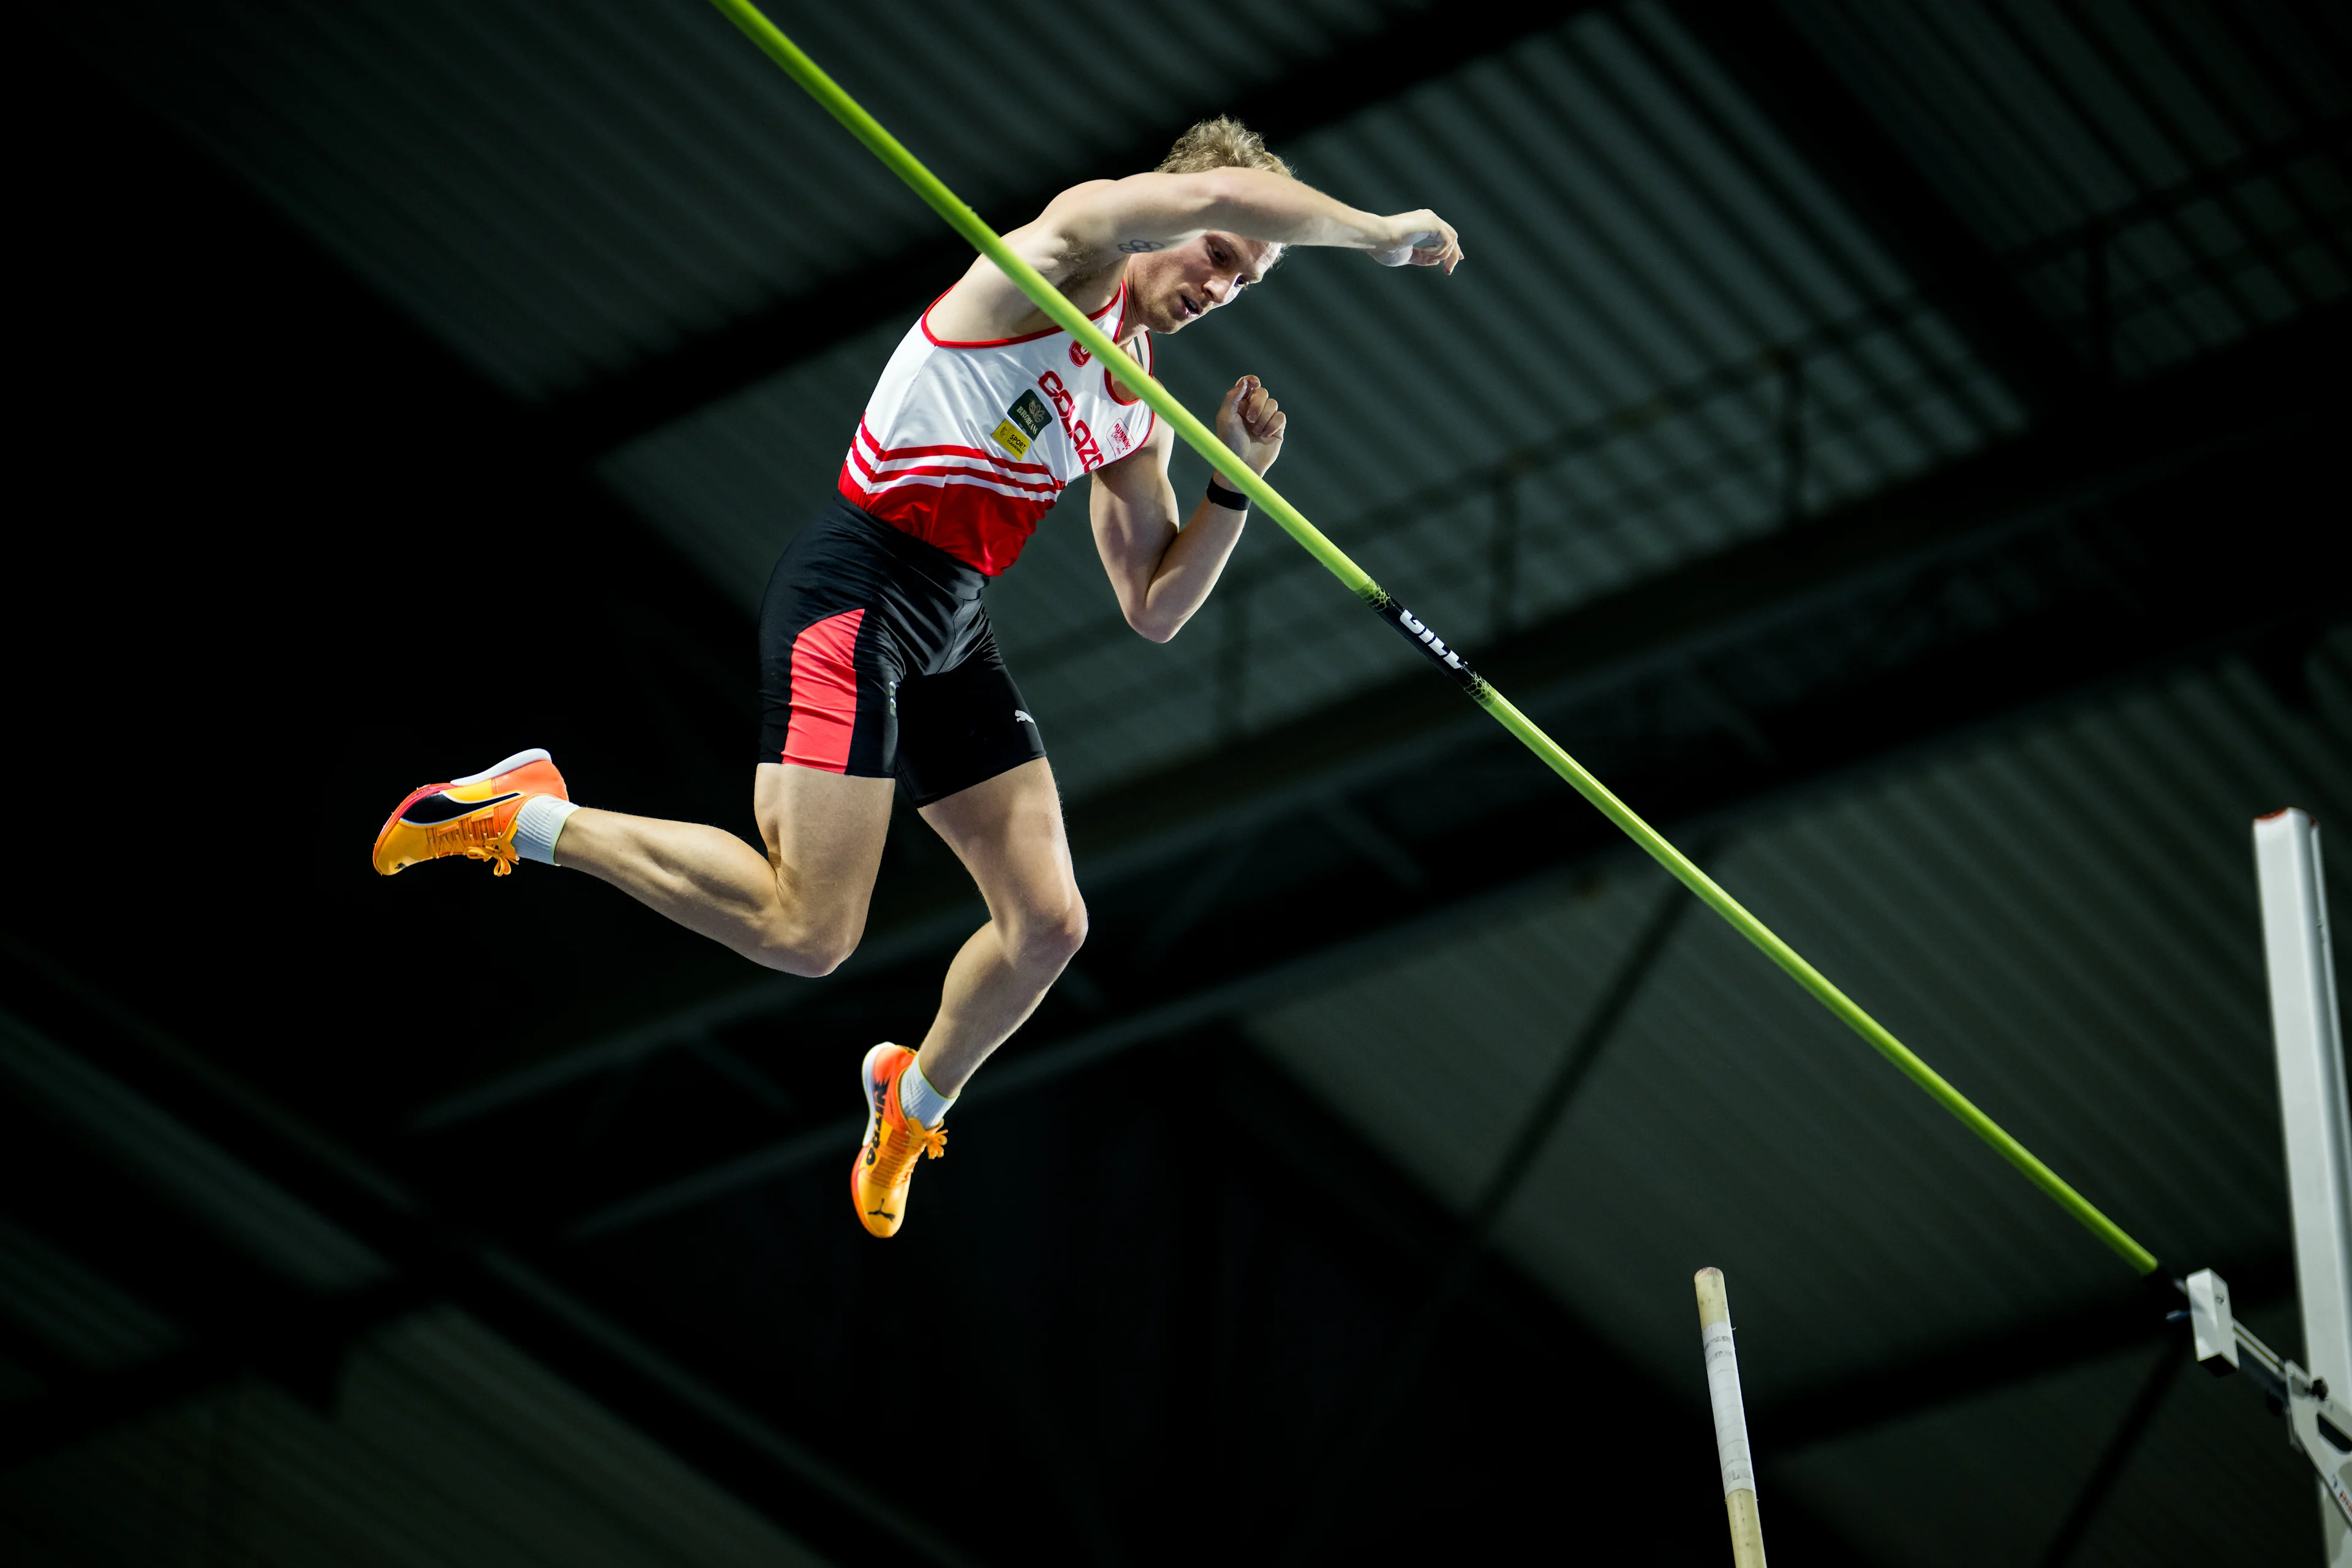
[1156,116,1293,181]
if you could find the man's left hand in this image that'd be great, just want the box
[1218,375,1286,476]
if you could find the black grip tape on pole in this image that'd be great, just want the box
[1360,587,1490,699]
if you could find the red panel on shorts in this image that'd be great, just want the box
[782,608,866,772]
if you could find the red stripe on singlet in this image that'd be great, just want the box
[857,418,1057,476]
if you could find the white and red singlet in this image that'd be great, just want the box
[839,280,1159,576]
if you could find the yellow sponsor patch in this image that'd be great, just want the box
[990,419,1031,458]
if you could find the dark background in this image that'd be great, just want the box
[6,4,2348,1565]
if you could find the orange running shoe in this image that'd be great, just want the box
[851,1042,947,1238]
[371,748,569,878]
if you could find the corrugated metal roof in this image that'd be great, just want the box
[0,1014,837,1565]
[0,1358,40,1406]
[42,0,1424,399]
[32,2,2345,1556]
[1784,0,2352,380]
[0,1309,830,1567]
[1246,627,2351,1559]
[600,1,2021,797]
[0,1213,182,1372]
[0,1010,388,1295]
[597,315,913,601]
[53,0,2345,803]
[1781,1292,2312,1564]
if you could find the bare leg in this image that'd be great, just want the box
[912,758,1088,1096]
[554,763,895,976]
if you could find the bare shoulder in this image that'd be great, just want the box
[1036,178,1123,223]
[924,180,1128,343]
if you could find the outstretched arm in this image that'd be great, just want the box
[941,170,1462,336]
[1034,168,1461,275]
[1091,375,1286,643]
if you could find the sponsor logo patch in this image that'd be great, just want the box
[992,388,1051,458]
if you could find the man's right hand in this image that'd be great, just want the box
[1371,211,1463,273]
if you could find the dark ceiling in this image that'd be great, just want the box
[6,2,2350,1564]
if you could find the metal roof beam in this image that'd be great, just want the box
[0,1277,426,1470]
[537,3,1606,457]
[1662,0,2090,415]
[1270,873,1705,1566]
[0,969,976,1568]
[2034,1342,2188,1568]
[1758,1253,2292,1452]
[1197,1028,1878,1565]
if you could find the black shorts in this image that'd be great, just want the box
[758,500,1046,807]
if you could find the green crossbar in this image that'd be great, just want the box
[706,0,2160,1277]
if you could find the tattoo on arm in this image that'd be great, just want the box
[1115,239,1166,253]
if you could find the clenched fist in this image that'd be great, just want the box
[1218,375,1286,476]
[1370,210,1463,273]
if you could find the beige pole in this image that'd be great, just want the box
[1696,1267,1768,1567]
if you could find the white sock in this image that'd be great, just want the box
[513,796,580,866]
[898,1059,956,1128]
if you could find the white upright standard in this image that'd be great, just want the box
[2255,807,2352,1566]
[1695,1267,1766,1567]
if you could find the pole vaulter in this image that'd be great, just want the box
[702,0,2158,1276]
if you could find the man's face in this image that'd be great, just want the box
[1126,232,1278,336]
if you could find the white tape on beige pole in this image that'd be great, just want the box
[1695,1267,1767,1567]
